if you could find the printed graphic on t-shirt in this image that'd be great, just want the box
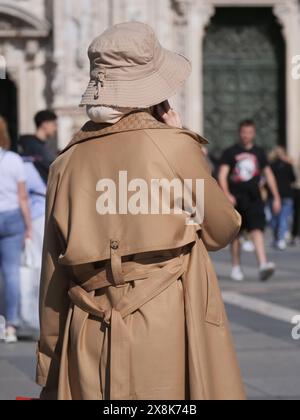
[231,153,261,183]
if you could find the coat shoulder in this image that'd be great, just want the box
[144,128,211,178]
[48,145,76,185]
[180,128,209,146]
[144,127,208,152]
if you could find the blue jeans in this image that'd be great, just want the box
[0,209,25,326]
[271,198,294,242]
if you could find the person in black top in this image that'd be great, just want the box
[219,120,281,282]
[19,110,57,184]
[292,157,300,243]
[269,146,296,250]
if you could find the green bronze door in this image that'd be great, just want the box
[203,8,286,157]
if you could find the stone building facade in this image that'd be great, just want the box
[0,0,300,158]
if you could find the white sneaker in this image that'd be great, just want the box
[230,266,245,282]
[5,326,18,344]
[259,262,276,282]
[285,232,292,243]
[277,240,287,251]
[242,240,255,253]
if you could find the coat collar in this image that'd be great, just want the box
[59,110,208,155]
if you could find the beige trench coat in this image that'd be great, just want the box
[36,110,246,400]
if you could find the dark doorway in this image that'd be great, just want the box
[0,73,18,151]
[203,7,286,157]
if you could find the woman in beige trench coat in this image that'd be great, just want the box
[36,22,246,400]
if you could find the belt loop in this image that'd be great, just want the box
[110,240,125,287]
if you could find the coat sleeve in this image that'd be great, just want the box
[148,130,242,251]
[36,164,70,399]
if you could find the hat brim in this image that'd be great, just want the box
[79,48,192,108]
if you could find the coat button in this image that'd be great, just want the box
[110,240,119,250]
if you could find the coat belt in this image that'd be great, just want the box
[68,254,186,400]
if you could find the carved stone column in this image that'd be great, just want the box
[51,0,110,149]
[178,0,215,133]
[273,0,300,157]
[169,0,191,120]
[109,0,127,24]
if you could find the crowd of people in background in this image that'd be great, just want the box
[0,110,300,342]
[0,111,57,343]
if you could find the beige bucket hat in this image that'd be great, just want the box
[80,22,192,108]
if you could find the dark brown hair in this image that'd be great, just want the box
[0,116,11,150]
[239,119,256,131]
[34,110,57,128]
